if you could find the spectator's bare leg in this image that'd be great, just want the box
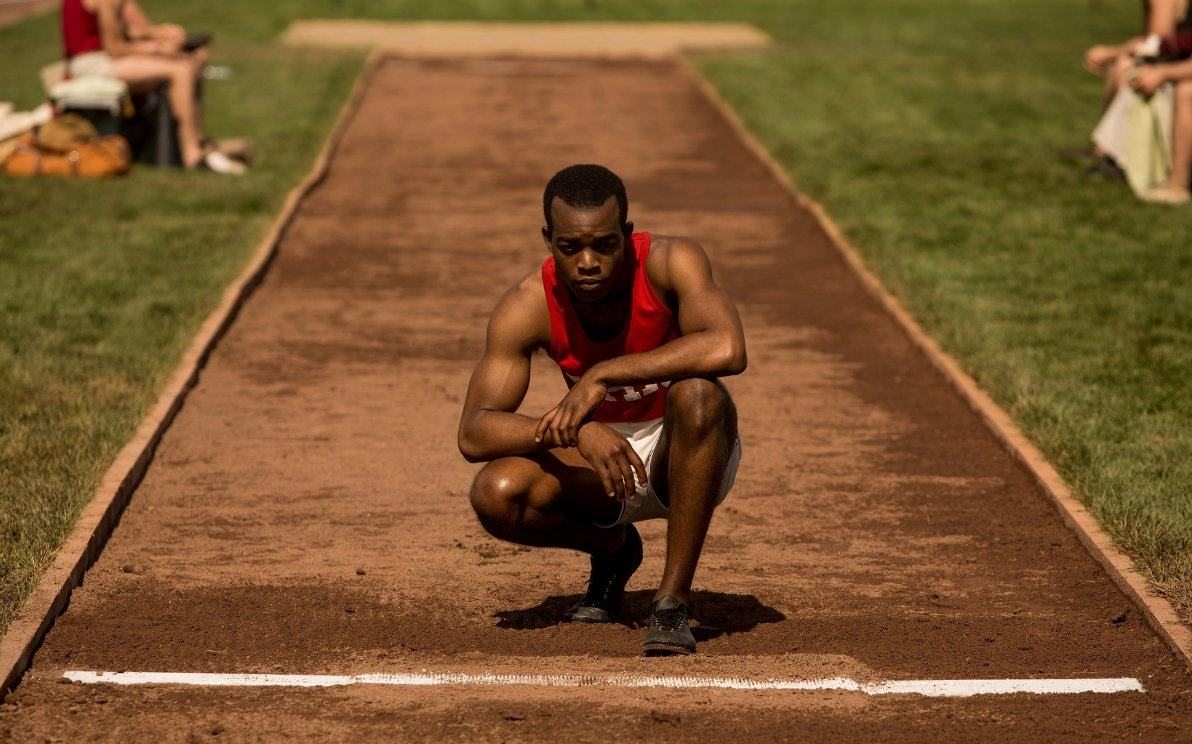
[189,48,209,134]
[1162,79,1192,195]
[112,54,205,169]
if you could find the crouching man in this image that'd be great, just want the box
[457,164,746,655]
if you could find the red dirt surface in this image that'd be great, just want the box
[0,0,54,29]
[2,57,1190,741]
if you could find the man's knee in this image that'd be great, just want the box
[665,378,733,439]
[468,462,528,540]
[169,60,195,89]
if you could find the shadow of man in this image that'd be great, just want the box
[495,589,784,640]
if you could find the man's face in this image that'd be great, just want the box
[542,196,632,303]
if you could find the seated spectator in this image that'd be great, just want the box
[1128,51,1192,202]
[1083,0,1188,179]
[62,0,244,174]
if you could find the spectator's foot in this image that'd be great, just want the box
[1141,185,1191,204]
[217,137,255,165]
[199,150,247,176]
[1083,154,1125,181]
[202,137,255,165]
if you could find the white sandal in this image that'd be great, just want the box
[200,150,246,176]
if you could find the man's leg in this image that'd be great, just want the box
[188,47,209,133]
[112,54,204,168]
[638,377,736,654]
[470,447,644,622]
[651,377,738,606]
[1141,78,1192,202]
[469,448,625,556]
[1163,79,1192,196]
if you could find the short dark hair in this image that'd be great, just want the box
[542,164,629,234]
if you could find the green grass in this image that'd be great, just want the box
[0,6,365,632]
[2,0,1189,635]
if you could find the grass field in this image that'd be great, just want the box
[1,0,1189,637]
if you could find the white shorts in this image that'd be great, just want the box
[66,51,117,79]
[595,418,742,528]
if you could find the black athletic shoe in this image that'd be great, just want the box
[643,596,696,656]
[1084,154,1126,182]
[564,525,643,623]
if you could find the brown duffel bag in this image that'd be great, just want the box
[3,132,131,179]
[34,113,98,152]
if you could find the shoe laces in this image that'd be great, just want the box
[649,602,689,633]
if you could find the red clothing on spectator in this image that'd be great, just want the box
[1161,30,1192,59]
[62,0,103,58]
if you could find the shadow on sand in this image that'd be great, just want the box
[495,590,784,640]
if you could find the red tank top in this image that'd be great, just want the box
[62,0,104,59]
[542,232,680,424]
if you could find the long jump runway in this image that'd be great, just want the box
[3,58,1190,740]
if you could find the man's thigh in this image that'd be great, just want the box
[110,54,180,92]
[494,447,621,526]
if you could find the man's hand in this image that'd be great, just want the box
[1084,45,1120,74]
[533,372,608,448]
[155,23,186,44]
[1130,65,1169,96]
[150,36,183,54]
[575,422,648,502]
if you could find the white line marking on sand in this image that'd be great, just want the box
[62,671,1144,697]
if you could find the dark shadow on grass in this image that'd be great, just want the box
[494,590,784,640]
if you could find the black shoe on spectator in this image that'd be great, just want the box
[1084,154,1125,181]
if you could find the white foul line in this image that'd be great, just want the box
[62,671,1144,697]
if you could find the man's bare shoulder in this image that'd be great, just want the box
[644,234,711,295]
[487,268,551,350]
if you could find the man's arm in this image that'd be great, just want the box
[1148,0,1182,38]
[1085,0,1184,74]
[460,276,649,501]
[95,0,136,56]
[594,237,746,385]
[121,0,186,44]
[457,282,550,463]
[95,0,173,55]
[534,237,746,447]
[1132,55,1192,94]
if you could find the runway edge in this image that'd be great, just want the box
[673,56,1192,671]
[0,50,384,701]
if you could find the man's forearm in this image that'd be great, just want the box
[125,24,154,41]
[589,330,746,388]
[1158,58,1192,82]
[458,410,548,462]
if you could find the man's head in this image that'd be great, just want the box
[541,164,634,303]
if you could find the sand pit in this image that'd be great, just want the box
[281,20,771,58]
